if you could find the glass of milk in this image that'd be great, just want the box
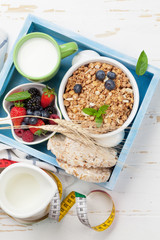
[0,163,57,223]
[13,32,78,82]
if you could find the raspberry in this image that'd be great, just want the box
[14,129,25,138]
[22,130,34,142]
[49,114,60,125]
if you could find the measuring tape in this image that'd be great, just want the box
[0,159,16,168]
[46,171,115,232]
[0,163,115,231]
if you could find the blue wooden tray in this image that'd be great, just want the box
[0,14,160,190]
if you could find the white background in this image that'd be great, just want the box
[0,0,160,239]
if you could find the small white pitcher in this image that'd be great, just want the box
[0,163,57,223]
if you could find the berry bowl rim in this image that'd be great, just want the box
[2,82,62,145]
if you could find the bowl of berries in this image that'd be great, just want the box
[0,83,61,145]
[58,50,139,147]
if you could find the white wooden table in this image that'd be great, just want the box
[0,0,160,239]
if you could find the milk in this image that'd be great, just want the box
[17,37,58,78]
[5,173,41,214]
[0,164,57,222]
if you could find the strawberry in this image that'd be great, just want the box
[41,86,56,108]
[10,102,26,127]
[29,119,46,136]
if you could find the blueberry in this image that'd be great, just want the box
[27,109,33,115]
[105,80,116,91]
[24,117,30,124]
[107,71,116,80]
[73,84,82,93]
[29,117,38,125]
[34,110,41,116]
[41,110,50,118]
[21,121,28,129]
[96,70,105,81]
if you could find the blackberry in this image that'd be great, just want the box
[25,96,41,111]
[39,106,43,111]
[28,88,41,97]
[35,95,41,101]
[45,106,57,115]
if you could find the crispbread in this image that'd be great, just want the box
[47,135,117,169]
[56,159,111,183]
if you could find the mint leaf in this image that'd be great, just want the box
[5,91,31,102]
[97,104,109,117]
[136,50,148,76]
[82,105,109,127]
[95,115,103,128]
[82,108,97,116]
[34,129,47,136]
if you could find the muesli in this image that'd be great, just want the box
[63,61,134,133]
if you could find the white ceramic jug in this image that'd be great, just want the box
[0,163,57,223]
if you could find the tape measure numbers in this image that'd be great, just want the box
[47,171,115,232]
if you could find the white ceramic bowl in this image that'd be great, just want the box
[0,83,61,145]
[58,50,139,147]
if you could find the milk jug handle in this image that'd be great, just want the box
[59,42,78,59]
